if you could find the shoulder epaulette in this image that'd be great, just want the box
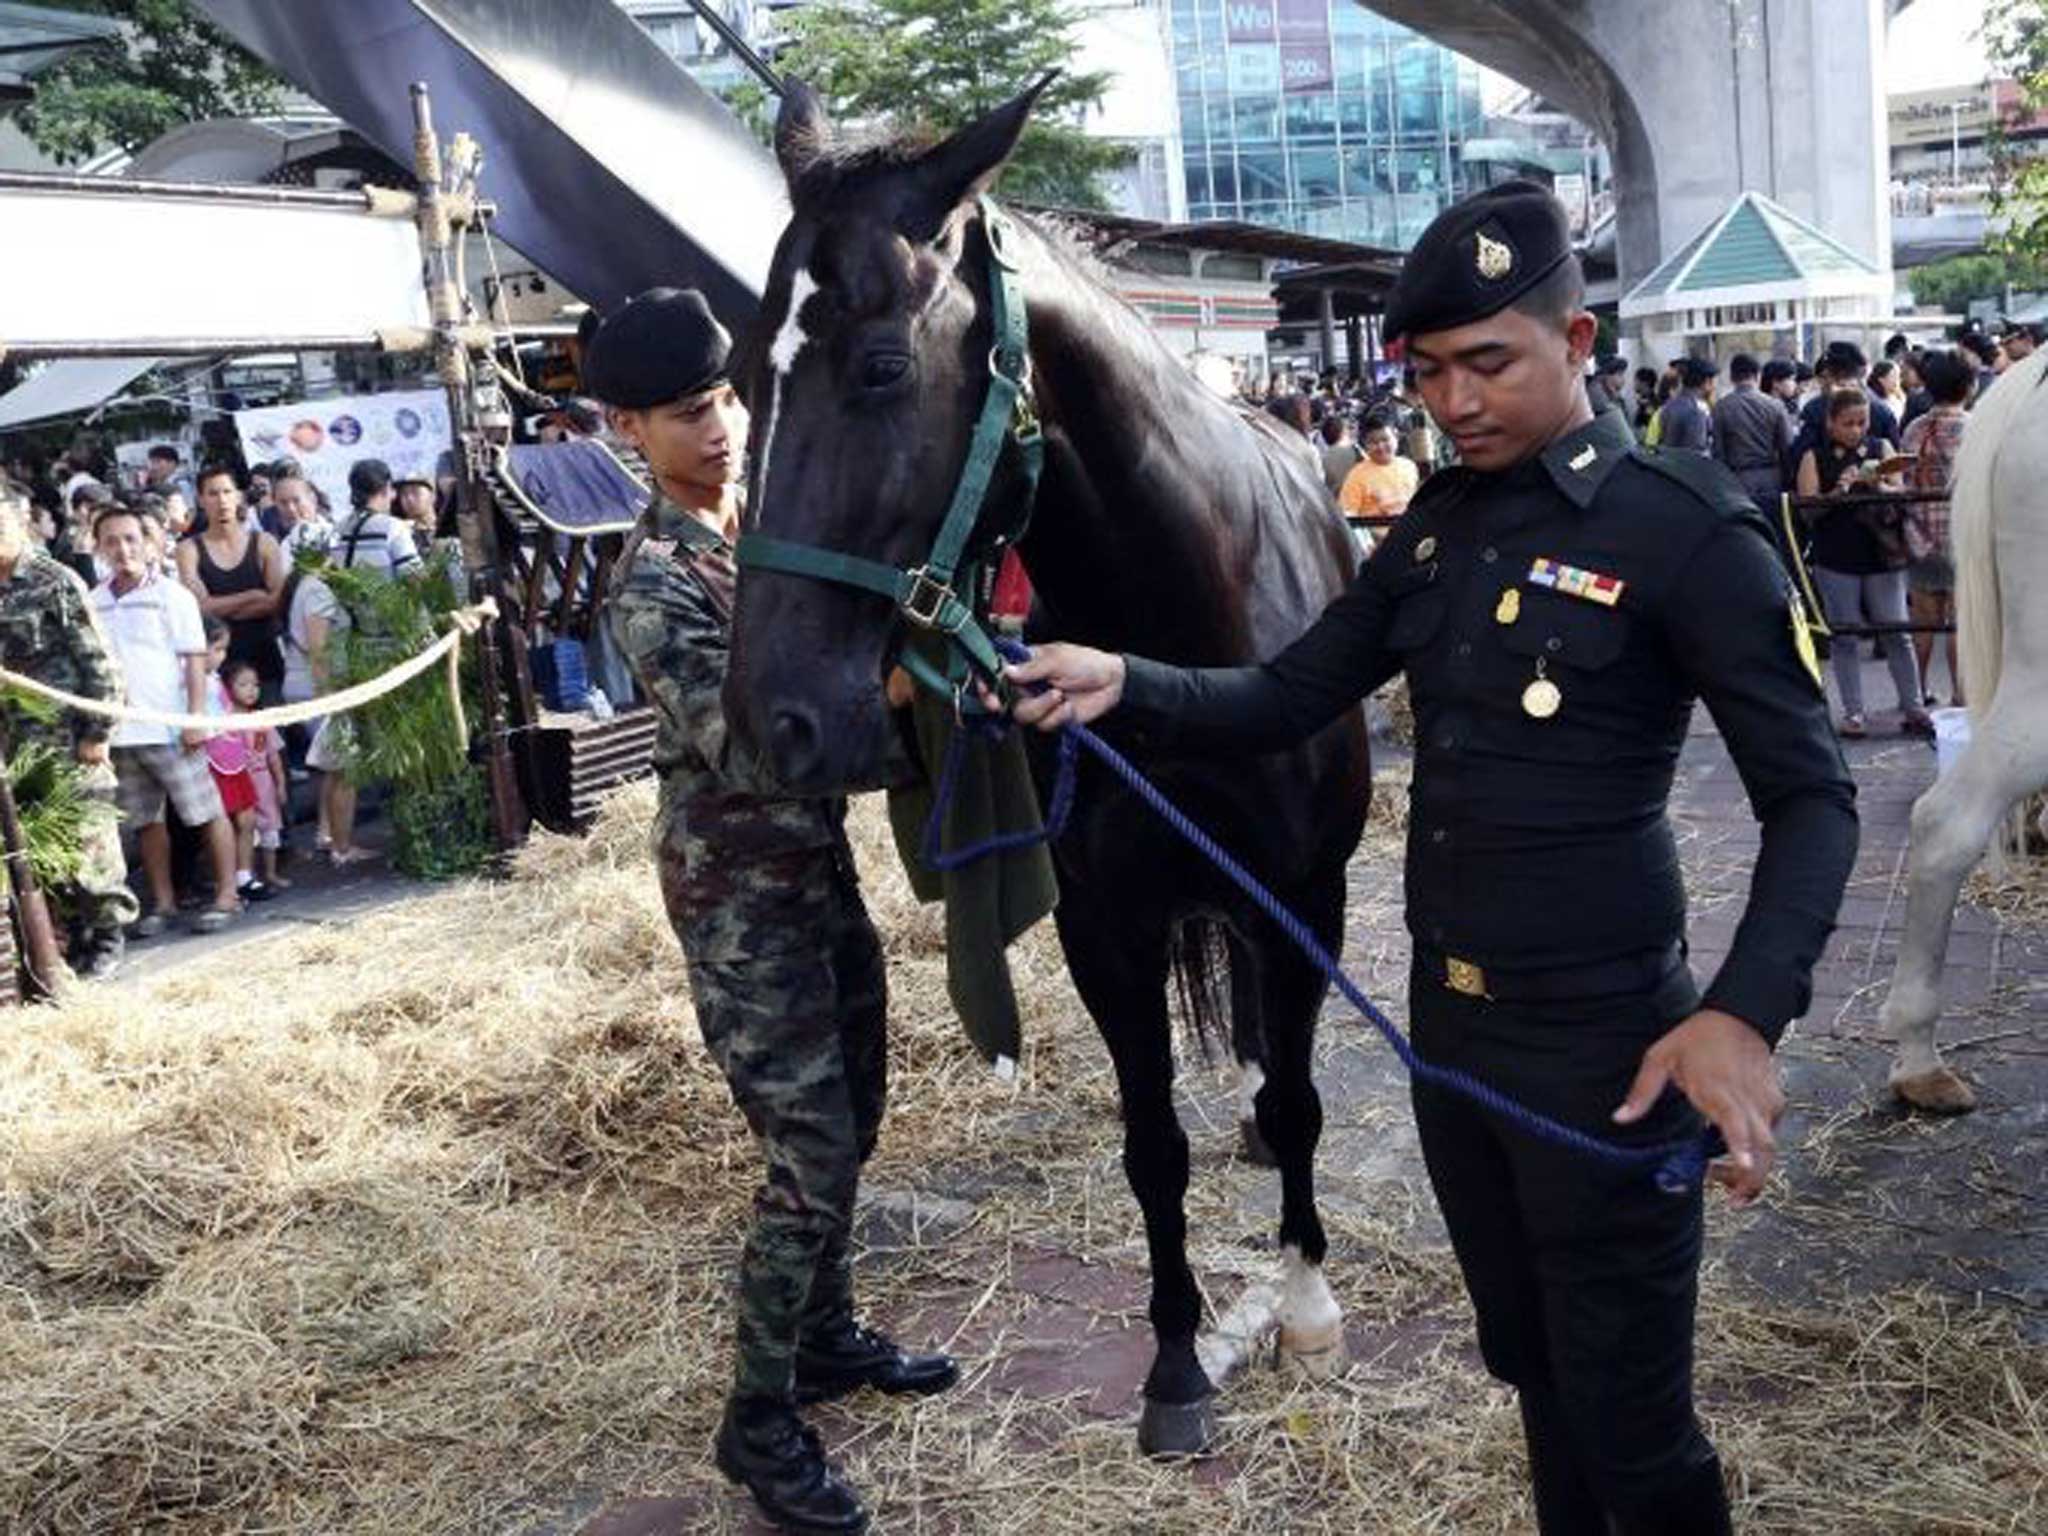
[1626,445,1759,524]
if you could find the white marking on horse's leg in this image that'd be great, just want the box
[1884,688,2048,1110]
[1235,1058,1265,1125]
[749,269,818,511]
[1193,1277,1280,1389]
[1276,1242,1345,1377]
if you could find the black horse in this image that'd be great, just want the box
[724,80,1371,1456]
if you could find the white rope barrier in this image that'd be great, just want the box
[0,599,496,751]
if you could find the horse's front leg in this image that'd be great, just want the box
[1250,882,1346,1375]
[1884,686,2048,1112]
[1052,899,1216,1458]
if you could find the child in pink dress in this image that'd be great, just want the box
[219,661,290,895]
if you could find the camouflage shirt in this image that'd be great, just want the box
[606,491,849,960]
[0,547,122,751]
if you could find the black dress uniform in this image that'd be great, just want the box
[1112,183,1858,1534]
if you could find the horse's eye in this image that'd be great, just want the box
[861,353,911,391]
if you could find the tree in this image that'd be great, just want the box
[6,0,283,165]
[1906,249,2048,311]
[1984,0,2048,264]
[757,0,1131,209]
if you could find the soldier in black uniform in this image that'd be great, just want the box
[1005,182,1857,1533]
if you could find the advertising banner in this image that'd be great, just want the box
[1224,0,1276,44]
[1277,0,1334,94]
[234,389,452,520]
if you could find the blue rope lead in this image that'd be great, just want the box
[919,637,1723,1194]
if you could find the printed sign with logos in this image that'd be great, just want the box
[234,389,452,521]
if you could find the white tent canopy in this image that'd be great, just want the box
[0,180,431,355]
[0,357,160,431]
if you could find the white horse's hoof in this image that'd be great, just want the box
[1890,1063,1977,1114]
[1278,1319,1347,1378]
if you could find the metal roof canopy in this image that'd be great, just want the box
[1039,207,1404,270]
[0,1,122,98]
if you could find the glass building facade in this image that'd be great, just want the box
[1169,0,1486,248]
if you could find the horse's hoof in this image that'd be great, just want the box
[1137,1393,1219,1459]
[1278,1319,1348,1379]
[1890,1063,1977,1114]
[1238,1118,1278,1168]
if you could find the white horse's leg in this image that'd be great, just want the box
[1883,686,2048,1111]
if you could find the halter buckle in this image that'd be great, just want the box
[901,566,960,631]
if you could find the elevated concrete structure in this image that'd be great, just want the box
[1359,0,1896,310]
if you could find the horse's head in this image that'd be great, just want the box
[724,77,1051,793]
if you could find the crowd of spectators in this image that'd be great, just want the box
[0,439,459,972]
[1240,315,2034,740]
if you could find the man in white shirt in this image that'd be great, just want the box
[90,502,241,935]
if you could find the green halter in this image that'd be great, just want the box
[736,197,1043,703]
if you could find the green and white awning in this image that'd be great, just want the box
[1620,192,1889,321]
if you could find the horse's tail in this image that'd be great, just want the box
[1168,915,1235,1065]
[1953,348,2048,722]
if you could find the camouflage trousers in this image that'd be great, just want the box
[676,850,887,1406]
[38,756,139,947]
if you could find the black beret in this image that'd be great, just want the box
[1382,179,1574,345]
[1676,356,1720,387]
[582,287,732,409]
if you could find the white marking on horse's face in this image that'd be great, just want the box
[1236,1059,1266,1124]
[751,268,818,512]
[770,269,819,377]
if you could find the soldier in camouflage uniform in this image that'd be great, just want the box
[0,479,136,978]
[589,289,954,1536]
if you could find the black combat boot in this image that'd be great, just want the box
[79,929,125,982]
[794,1243,958,1405]
[714,1395,869,1535]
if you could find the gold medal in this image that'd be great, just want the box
[1496,587,1521,625]
[1522,658,1560,719]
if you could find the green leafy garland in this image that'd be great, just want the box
[0,689,116,890]
[303,547,492,880]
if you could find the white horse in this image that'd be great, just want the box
[1882,346,2048,1113]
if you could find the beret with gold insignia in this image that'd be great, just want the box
[1382,179,1576,346]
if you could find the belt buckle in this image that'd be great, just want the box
[1444,956,1490,999]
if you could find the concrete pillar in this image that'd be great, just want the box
[1318,288,1338,376]
[1358,0,1894,292]
[1345,315,1364,376]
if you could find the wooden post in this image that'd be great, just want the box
[0,723,64,999]
[409,81,528,851]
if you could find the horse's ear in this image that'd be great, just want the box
[902,72,1056,241]
[775,78,830,186]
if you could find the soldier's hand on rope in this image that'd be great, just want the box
[180,727,209,754]
[1613,1008,1786,1205]
[1002,644,1126,731]
[885,666,916,709]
